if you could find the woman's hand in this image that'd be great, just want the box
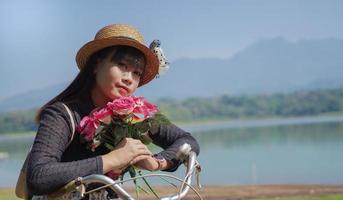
[101,138,152,173]
[134,156,174,171]
[133,156,159,171]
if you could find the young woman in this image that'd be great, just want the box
[26,24,200,199]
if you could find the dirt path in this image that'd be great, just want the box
[197,185,343,199]
[1,184,343,199]
[124,184,343,200]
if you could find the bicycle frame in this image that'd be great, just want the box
[48,143,202,200]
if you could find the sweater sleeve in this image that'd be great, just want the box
[27,102,103,195]
[149,123,200,172]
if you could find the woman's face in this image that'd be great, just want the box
[94,48,145,101]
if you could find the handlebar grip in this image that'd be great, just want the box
[176,143,192,162]
[46,179,80,198]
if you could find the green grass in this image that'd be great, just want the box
[257,195,343,200]
[0,131,35,137]
[0,188,20,200]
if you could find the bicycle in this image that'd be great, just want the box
[38,143,202,200]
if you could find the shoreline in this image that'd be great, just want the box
[1,114,343,138]
[178,114,343,132]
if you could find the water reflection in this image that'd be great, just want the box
[191,121,343,185]
[0,135,33,159]
[193,122,343,149]
[1,120,343,186]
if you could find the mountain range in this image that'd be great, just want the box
[1,37,343,112]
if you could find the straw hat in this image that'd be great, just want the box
[76,24,159,87]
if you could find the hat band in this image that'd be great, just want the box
[98,36,142,44]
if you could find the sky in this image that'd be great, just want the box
[1,0,343,99]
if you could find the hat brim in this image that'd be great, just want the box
[76,38,159,87]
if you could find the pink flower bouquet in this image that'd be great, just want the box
[77,96,160,150]
[77,96,170,198]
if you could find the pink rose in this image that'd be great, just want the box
[107,96,135,115]
[93,107,112,123]
[132,96,158,122]
[78,116,99,142]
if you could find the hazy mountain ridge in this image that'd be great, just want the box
[0,84,67,112]
[138,37,343,97]
[1,37,343,112]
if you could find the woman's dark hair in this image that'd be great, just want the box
[35,45,145,122]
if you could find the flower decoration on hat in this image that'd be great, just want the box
[149,40,170,76]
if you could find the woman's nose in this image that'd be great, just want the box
[122,71,133,85]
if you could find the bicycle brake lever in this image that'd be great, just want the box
[176,143,192,162]
[195,162,202,189]
[72,177,86,200]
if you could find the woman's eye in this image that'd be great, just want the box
[134,71,143,77]
[118,62,128,69]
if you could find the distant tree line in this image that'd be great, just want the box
[1,88,343,134]
[157,87,343,121]
[0,108,37,133]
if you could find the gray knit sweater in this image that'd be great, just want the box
[26,96,200,195]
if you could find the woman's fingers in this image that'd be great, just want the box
[111,137,153,167]
[126,138,152,153]
[130,155,152,165]
[131,147,152,158]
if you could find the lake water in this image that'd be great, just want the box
[1,116,343,187]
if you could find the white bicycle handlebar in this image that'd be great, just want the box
[72,143,201,200]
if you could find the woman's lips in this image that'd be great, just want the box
[117,85,129,96]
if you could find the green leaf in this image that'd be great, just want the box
[137,185,150,194]
[138,171,160,199]
[158,176,178,188]
[128,166,140,199]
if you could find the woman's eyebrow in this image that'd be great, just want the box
[127,57,145,68]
